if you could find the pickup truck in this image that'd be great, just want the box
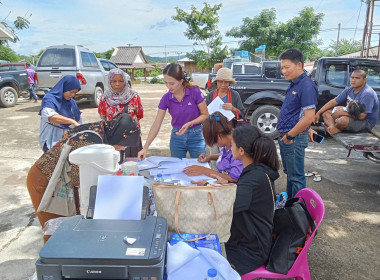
[0,69,29,107]
[228,57,380,162]
[191,61,282,89]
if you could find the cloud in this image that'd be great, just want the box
[148,20,170,31]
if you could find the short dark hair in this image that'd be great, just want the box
[279,48,304,67]
[232,125,280,171]
[352,69,366,78]
[202,111,232,146]
[25,63,31,67]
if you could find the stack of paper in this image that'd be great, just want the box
[138,156,215,186]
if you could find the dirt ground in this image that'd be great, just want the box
[0,83,379,280]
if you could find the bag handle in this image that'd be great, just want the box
[266,173,276,213]
[174,191,219,242]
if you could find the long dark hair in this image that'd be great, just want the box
[232,126,280,171]
[163,63,197,89]
[203,111,232,146]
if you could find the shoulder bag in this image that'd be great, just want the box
[153,183,237,243]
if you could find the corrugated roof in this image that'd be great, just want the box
[110,46,154,69]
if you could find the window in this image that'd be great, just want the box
[233,65,242,74]
[245,65,260,75]
[14,65,25,71]
[38,48,75,67]
[264,63,282,79]
[81,52,99,67]
[325,64,348,88]
[0,65,10,72]
[355,66,380,89]
[108,62,117,70]
[100,60,110,71]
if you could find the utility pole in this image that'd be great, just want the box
[361,0,379,58]
[163,45,169,63]
[361,0,371,57]
[336,23,341,53]
[175,52,182,61]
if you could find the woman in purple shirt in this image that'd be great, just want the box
[183,111,244,183]
[138,63,209,159]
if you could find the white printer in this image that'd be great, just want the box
[36,215,167,280]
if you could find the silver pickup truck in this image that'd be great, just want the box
[35,45,107,107]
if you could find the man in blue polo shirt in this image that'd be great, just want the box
[315,69,379,134]
[277,49,318,198]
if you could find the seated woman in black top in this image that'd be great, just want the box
[220,125,280,275]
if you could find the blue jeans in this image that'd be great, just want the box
[170,125,206,159]
[29,84,38,100]
[278,133,309,198]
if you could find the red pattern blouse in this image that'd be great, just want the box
[98,95,143,126]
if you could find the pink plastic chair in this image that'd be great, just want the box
[241,188,325,280]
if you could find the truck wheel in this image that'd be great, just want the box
[0,86,18,108]
[91,86,104,108]
[250,105,280,139]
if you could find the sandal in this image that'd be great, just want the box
[305,171,314,177]
[313,175,322,182]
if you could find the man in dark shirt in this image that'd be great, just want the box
[277,49,318,198]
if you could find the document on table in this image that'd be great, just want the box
[137,158,159,171]
[94,175,144,220]
[146,156,182,165]
[207,96,235,121]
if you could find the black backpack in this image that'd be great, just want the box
[265,197,315,274]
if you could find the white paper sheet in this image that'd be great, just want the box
[137,159,159,171]
[207,96,235,121]
[93,175,144,220]
[146,156,182,166]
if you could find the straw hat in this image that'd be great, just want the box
[212,68,236,84]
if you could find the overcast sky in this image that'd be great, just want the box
[2,0,379,57]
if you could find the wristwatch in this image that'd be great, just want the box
[286,133,295,140]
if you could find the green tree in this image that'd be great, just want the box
[172,2,228,70]
[226,7,324,61]
[322,38,362,57]
[0,45,19,61]
[94,52,103,58]
[104,48,115,59]
[0,2,32,45]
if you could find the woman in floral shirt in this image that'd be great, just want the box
[98,68,143,158]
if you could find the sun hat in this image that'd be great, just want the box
[212,68,236,84]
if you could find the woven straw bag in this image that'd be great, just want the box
[153,183,237,243]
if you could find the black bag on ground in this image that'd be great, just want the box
[265,197,315,274]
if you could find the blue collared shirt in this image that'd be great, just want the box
[277,73,318,132]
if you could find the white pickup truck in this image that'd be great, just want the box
[191,72,210,89]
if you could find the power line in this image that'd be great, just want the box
[353,0,363,41]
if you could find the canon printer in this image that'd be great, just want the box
[36,215,167,280]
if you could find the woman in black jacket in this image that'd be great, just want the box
[222,125,280,275]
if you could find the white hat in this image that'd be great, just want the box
[212,68,236,84]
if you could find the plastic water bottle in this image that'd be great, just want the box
[154,173,164,183]
[206,268,219,280]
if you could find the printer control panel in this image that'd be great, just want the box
[150,217,167,259]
